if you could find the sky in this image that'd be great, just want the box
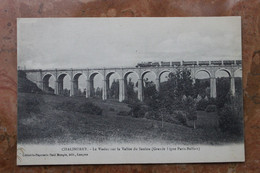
[18,17,242,69]
[17,17,242,90]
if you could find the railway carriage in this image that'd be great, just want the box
[198,61,210,65]
[211,60,222,65]
[223,60,235,65]
[183,61,197,66]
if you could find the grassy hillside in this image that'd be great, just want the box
[17,93,243,145]
[18,70,42,93]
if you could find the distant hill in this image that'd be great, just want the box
[18,70,42,93]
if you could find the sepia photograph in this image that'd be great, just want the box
[17,17,244,165]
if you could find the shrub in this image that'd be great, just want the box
[109,108,115,112]
[56,101,77,112]
[196,99,209,111]
[128,102,147,118]
[57,101,103,115]
[218,101,243,136]
[182,96,197,123]
[163,113,180,124]
[117,111,129,116]
[174,110,188,126]
[78,102,103,115]
[205,105,217,112]
[25,97,41,114]
[144,111,159,120]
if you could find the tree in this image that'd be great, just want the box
[193,79,210,98]
[127,68,198,128]
[95,87,102,98]
[110,79,119,99]
[156,68,194,112]
[126,78,137,101]
[61,89,70,96]
[216,77,231,108]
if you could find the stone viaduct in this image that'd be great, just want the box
[23,60,242,102]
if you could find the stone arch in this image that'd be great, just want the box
[141,70,157,88]
[195,69,211,78]
[215,68,233,98]
[123,71,139,101]
[72,72,87,96]
[89,71,104,80]
[159,69,172,83]
[234,68,242,77]
[57,72,71,81]
[215,68,231,78]
[106,71,121,99]
[123,71,140,80]
[141,70,157,101]
[89,71,104,98]
[42,73,56,94]
[42,73,56,81]
[57,72,71,96]
[106,71,121,81]
[73,72,87,80]
[194,69,211,99]
[141,70,157,79]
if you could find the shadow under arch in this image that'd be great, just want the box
[106,71,121,99]
[194,69,212,99]
[42,73,56,94]
[215,68,233,98]
[234,68,243,95]
[159,69,173,83]
[89,72,104,98]
[72,72,87,96]
[57,72,71,96]
[123,71,139,101]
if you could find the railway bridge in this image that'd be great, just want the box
[23,60,242,102]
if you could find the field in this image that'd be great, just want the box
[17,93,243,145]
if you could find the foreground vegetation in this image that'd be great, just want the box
[17,70,244,145]
[18,93,243,145]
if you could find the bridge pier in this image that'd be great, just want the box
[54,80,59,95]
[119,79,125,102]
[210,77,216,98]
[102,79,107,100]
[230,77,235,96]
[70,80,74,96]
[155,78,160,91]
[86,79,91,98]
[138,78,143,101]
[42,81,48,92]
[57,80,63,95]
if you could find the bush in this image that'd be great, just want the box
[218,102,243,136]
[196,99,209,111]
[78,102,103,115]
[25,99,40,114]
[174,110,188,126]
[57,101,103,115]
[205,105,217,112]
[24,96,44,114]
[109,108,115,112]
[144,111,159,120]
[128,102,147,118]
[56,101,77,112]
[163,113,180,124]
[117,111,129,116]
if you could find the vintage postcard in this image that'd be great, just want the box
[17,17,244,165]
